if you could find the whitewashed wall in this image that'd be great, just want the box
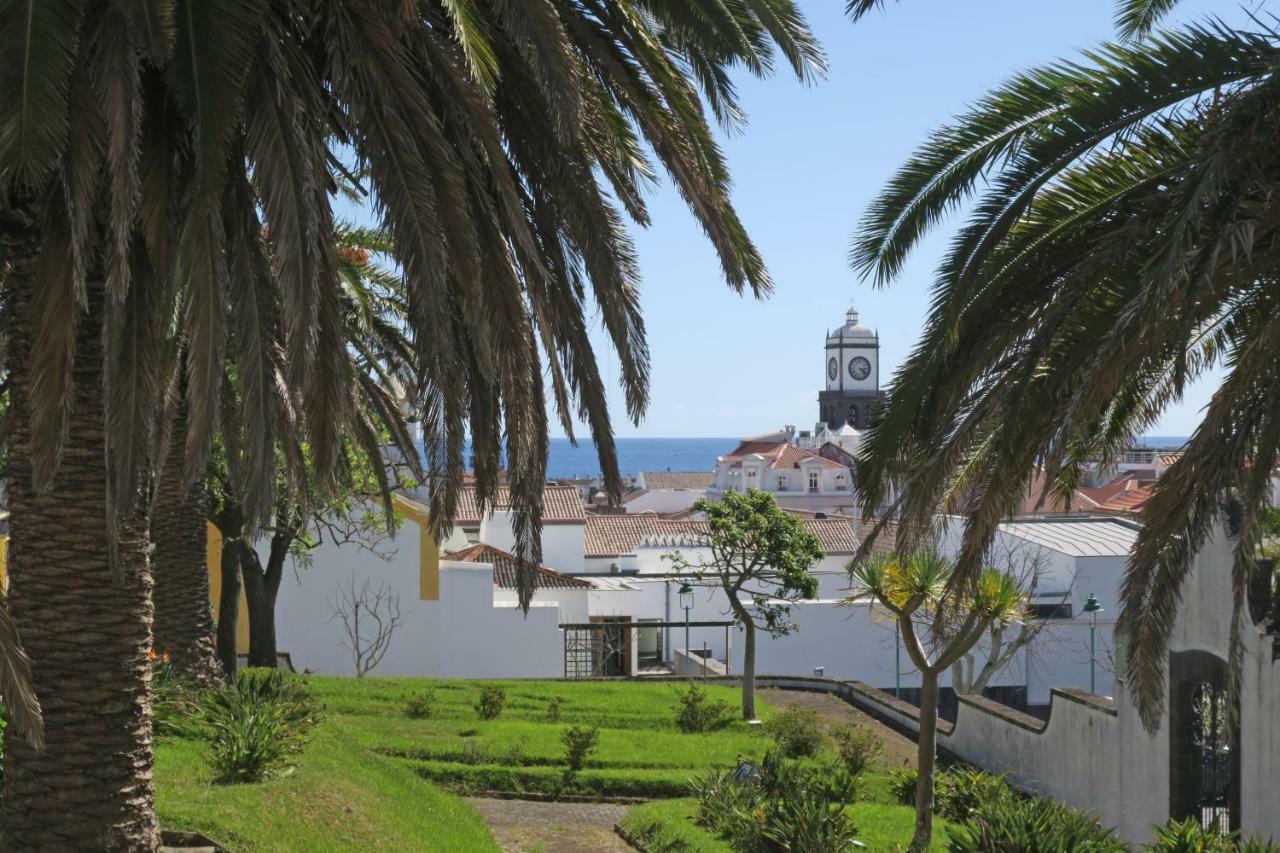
[272,514,562,678]
[480,509,585,573]
[622,490,705,514]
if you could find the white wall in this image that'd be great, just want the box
[480,509,585,573]
[272,516,562,678]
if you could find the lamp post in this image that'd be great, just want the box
[678,582,695,676]
[1082,593,1103,694]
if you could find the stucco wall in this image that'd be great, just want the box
[480,509,585,574]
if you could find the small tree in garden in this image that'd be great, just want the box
[666,490,822,720]
[848,551,1024,852]
[329,576,404,677]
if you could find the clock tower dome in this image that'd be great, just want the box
[818,306,883,430]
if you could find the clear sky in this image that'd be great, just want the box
[584,0,1233,438]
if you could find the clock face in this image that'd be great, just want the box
[827,357,838,381]
[848,356,872,381]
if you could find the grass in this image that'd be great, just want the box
[154,676,937,850]
[619,798,957,853]
[325,677,772,799]
[155,719,496,852]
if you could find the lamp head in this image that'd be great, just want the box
[1082,593,1103,615]
[678,582,695,611]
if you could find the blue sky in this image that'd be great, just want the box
[589,0,1233,438]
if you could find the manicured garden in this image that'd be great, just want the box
[152,674,941,850]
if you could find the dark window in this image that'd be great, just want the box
[1032,603,1073,619]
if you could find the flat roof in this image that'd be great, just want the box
[996,517,1140,558]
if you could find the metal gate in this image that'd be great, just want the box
[1168,650,1239,833]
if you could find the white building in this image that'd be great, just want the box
[620,470,713,514]
[705,432,857,513]
[818,306,885,431]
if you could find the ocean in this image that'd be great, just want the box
[543,437,736,480]
[465,434,1191,481]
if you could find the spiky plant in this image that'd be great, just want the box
[847,0,1280,731]
[847,551,1024,851]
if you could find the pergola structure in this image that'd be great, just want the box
[558,620,735,678]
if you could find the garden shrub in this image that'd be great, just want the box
[1147,817,1280,852]
[561,725,599,774]
[545,695,564,722]
[828,722,882,775]
[403,690,437,720]
[202,668,318,783]
[888,767,918,806]
[763,704,823,758]
[947,794,1127,852]
[692,750,860,852]
[474,685,506,720]
[674,683,734,734]
[938,767,1012,823]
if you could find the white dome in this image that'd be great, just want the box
[827,307,876,343]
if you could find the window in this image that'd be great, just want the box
[808,471,819,492]
[1032,603,1073,620]
[777,474,788,491]
[747,469,757,483]
[835,473,847,489]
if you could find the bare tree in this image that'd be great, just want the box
[329,576,403,677]
[951,539,1076,696]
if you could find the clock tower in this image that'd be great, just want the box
[818,306,883,430]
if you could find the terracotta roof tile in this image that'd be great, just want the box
[639,471,714,490]
[454,485,586,525]
[586,513,887,558]
[722,440,848,471]
[443,543,591,590]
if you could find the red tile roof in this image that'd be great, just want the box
[584,513,888,557]
[454,485,586,525]
[639,471,714,490]
[443,543,592,590]
[722,440,848,471]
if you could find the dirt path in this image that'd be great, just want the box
[760,687,918,768]
[467,797,634,853]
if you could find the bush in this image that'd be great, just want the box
[474,685,506,720]
[674,683,734,734]
[202,668,318,783]
[561,725,599,774]
[888,767,918,806]
[938,767,1011,823]
[1147,817,1280,852]
[763,704,823,758]
[692,751,860,852]
[948,794,1127,852]
[545,695,564,722]
[828,722,882,775]
[403,691,437,720]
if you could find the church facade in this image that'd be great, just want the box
[818,307,884,429]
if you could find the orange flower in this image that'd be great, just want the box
[148,649,158,661]
[162,652,171,664]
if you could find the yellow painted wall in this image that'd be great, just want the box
[392,494,441,600]
[0,536,7,594]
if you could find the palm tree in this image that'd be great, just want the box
[849,552,1024,852]
[848,0,1280,728]
[0,2,823,845]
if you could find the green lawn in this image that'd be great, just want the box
[619,798,956,853]
[155,676,935,851]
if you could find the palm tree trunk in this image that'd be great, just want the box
[911,671,940,853]
[152,408,221,686]
[1,226,160,850]
[741,622,756,720]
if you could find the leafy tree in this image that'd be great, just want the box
[666,490,821,720]
[848,551,1024,852]
[0,2,823,845]
[846,0,1280,729]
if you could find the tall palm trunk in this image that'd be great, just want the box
[152,407,221,686]
[1,223,160,850]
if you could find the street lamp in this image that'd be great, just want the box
[678,582,695,676]
[1082,593,1103,694]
